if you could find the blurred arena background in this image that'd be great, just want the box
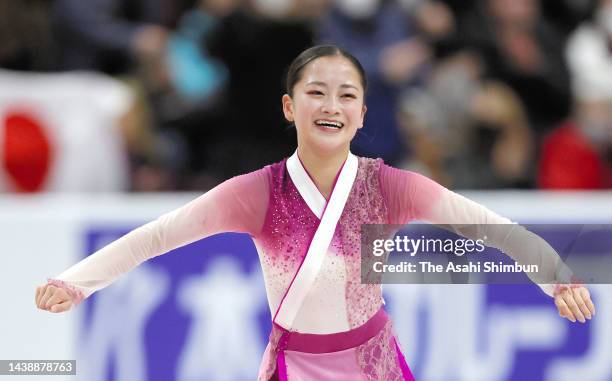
[1,0,612,380]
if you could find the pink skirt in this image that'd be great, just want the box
[258,308,416,381]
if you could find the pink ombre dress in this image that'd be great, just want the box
[47,153,566,381]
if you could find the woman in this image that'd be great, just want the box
[35,45,595,380]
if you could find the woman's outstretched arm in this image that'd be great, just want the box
[35,168,270,313]
[379,163,596,323]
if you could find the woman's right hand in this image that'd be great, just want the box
[35,284,74,313]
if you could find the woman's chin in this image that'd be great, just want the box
[297,128,356,154]
[307,137,350,155]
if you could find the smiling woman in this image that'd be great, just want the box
[281,46,368,199]
[36,44,595,381]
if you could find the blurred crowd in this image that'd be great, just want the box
[1,0,611,192]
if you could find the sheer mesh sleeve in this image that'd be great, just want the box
[379,164,573,297]
[47,168,271,303]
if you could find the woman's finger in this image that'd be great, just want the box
[572,288,591,320]
[50,300,72,313]
[562,290,586,323]
[35,286,43,308]
[554,296,574,322]
[40,286,56,310]
[581,287,596,316]
[579,287,596,316]
[45,292,65,309]
[36,285,48,308]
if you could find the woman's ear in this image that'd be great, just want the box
[282,94,294,122]
[359,104,367,129]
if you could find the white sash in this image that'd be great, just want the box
[273,150,358,330]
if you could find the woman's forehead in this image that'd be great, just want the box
[300,56,362,88]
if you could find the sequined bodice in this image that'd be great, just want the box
[255,157,388,332]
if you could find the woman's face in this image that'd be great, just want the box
[282,55,367,155]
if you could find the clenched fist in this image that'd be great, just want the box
[35,284,74,313]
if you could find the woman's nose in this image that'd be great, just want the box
[321,96,340,114]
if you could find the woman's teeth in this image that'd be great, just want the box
[315,120,344,129]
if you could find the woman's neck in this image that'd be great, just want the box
[297,146,350,200]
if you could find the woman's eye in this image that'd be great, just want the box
[342,94,357,99]
[308,90,324,96]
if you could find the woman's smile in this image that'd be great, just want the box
[314,119,345,132]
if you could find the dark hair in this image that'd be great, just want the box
[285,45,368,97]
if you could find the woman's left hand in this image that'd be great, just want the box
[554,285,595,323]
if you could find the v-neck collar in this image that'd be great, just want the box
[286,150,357,219]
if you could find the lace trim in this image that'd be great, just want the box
[356,320,405,381]
[553,276,585,297]
[260,325,283,380]
[342,158,387,328]
[46,278,85,305]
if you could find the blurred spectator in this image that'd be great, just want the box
[53,0,182,77]
[166,6,229,106]
[52,0,186,191]
[540,0,598,38]
[398,51,534,188]
[0,0,59,71]
[461,0,571,137]
[399,0,458,58]
[412,1,455,40]
[152,0,240,190]
[538,0,612,189]
[317,0,431,164]
[53,0,241,191]
[198,0,322,180]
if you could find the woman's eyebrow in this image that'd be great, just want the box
[306,81,358,90]
[306,81,328,87]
